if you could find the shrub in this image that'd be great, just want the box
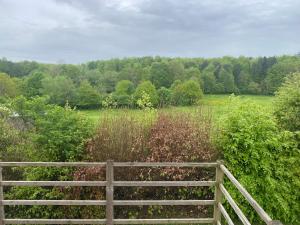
[218,97,300,224]
[274,72,300,132]
[113,94,133,107]
[5,97,93,219]
[136,91,154,110]
[0,118,30,162]
[75,80,101,109]
[147,111,216,163]
[72,109,218,219]
[171,80,203,106]
[134,81,159,107]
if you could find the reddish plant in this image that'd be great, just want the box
[69,108,218,218]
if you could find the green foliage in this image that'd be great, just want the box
[101,94,118,108]
[22,72,45,97]
[184,67,201,82]
[265,57,300,94]
[157,87,171,107]
[0,58,39,77]
[115,80,135,95]
[274,72,300,132]
[247,81,261,94]
[75,80,100,109]
[10,96,93,162]
[134,81,159,107]
[41,76,76,106]
[219,97,300,224]
[171,80,203,106]
[150,62,173,88]
[0,72,19,98]
[58,64,82,83]
[0,117,31,163]
[5,97,93,219]
[218,68,236,93]
[201,71,216,94]
[136,91,154,110]
[112,80,135,107]
[1,56,300,99]
[113,94,133,107]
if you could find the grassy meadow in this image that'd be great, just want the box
[79,94,274,124]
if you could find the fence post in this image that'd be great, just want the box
[213,160,224,225]
[0,167,4,225]
[106,160,114,225]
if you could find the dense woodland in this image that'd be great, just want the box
[1,55,300,108]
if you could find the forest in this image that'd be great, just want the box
[0,55,299,225]
[1,55,300,108]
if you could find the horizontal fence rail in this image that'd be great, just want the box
[0,161,282,225]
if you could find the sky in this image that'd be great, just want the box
[0,0,299,63]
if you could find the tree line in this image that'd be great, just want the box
[0,55,300,108]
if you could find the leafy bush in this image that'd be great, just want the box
[75,80,101,109]
[113,94,133,108]
[134,81,159,107]
[0,118,30,162]
[113,80,135,107]
[218,97,300,224]
[171,80,203,106]
[136,91,155,110]
[274,72,300,132]
[5,96,93,219]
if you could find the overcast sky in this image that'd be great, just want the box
[0,0,299,63]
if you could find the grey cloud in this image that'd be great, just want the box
[0,0,299,63]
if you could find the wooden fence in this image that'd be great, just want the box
[0,161,283,225]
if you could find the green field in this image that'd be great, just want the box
[79,94,274,123]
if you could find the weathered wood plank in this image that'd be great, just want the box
[221,165,272,224]
[3,218,216,224]
[0,162,217,167]
[106,160,114,225]
[2,200,106,206]
[114,200,215,206]
[220,184,251,225]
[218,203,234,225]
[2,199,214,206]
[269,221,284,225]
[114,181,215,187]
[4,219,106,224]
[213,160,224,224]
[2,181,106,186]
[114,218,215,224]
[0,162,106,167]
[0,167,5,225]
[114,162,218,167]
